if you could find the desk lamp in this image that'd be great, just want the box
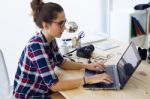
[64,21,79,47]
[60,21,78,55]
[65,21,78,33]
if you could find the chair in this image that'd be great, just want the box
[0,49,14,99]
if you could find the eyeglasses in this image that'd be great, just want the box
[92,54,114,63]
[51,19,67,28]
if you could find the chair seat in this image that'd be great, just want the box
[0,49,13,98]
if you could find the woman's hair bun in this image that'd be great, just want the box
[30,0,44,17]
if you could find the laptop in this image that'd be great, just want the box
[83,42,142,90]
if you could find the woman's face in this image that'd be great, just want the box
[46,11,66,38]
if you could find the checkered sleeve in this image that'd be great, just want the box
[52,39,64,67]
[28,42,58,89]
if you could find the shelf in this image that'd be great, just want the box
[110,9,150,48]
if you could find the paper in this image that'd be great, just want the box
[81,33,107,44]
[96,43,119,51]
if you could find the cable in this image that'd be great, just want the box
[65,48,78,55]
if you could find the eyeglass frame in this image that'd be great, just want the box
[92,54,114,63]
[50,19,67,28]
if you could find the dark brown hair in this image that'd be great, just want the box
[30,0,64,28]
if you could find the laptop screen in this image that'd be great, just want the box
[117,42,141,89]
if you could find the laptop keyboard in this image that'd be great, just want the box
[93,66,116,88]
[84,66,117,88]
[102,66,116,87]
[95,82,114,88]
[106,66,115,79]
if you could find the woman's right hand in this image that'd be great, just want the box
[85,73,113,84]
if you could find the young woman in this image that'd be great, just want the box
[13,0,113,98]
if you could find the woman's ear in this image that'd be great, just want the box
[42,22,50,30]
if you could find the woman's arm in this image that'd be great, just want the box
[51,78,84,92]
[60,59,105,71]
[51,73,113,92]
[60,59,85,70]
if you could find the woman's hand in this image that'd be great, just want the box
[85,73,113,84]
[83,62,105,72]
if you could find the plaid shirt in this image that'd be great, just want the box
[13,32,64,99]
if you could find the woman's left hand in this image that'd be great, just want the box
[84,62,105,71]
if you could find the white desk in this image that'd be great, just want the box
[58,39,150,99]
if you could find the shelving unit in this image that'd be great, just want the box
[130,10,147,47]
[110,9,150,48]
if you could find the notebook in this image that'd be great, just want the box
[83,42,141,90]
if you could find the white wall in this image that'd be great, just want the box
[112,0,149,10]
[0,0,109,85]
[0,0,35,85]
[50,0,109,34]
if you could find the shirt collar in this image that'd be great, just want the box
[39,31,49,46]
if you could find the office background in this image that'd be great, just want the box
[0,0,149,85]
